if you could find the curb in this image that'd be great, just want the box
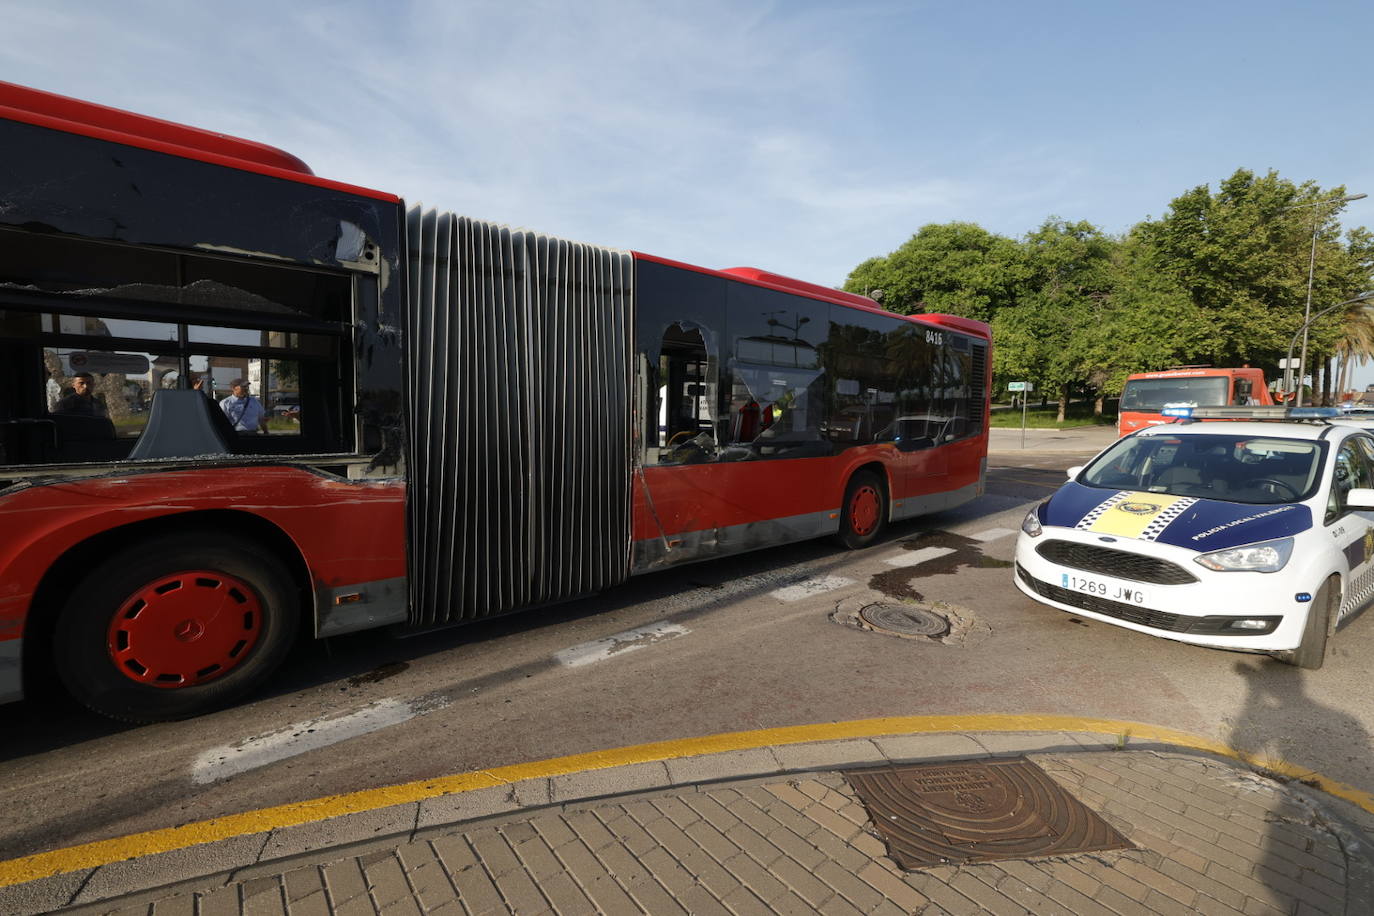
[4,714,1373,896]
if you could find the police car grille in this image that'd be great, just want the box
[1035,540,1198,585]
[1017,565,1192,632]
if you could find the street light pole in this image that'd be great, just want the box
[1285,291,1374,404]
[1285,192,1366,404]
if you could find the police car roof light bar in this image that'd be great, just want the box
[1160,406,1341,422]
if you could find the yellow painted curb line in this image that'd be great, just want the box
[2,714,1371,888]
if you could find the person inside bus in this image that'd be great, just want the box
[220,378,268,434]
[53,372,106,416]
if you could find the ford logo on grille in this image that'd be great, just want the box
[1098,536,1117,543]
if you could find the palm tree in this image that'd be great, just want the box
[1334,303,1374,401]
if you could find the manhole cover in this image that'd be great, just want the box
[846,757,1132,869]
[858,603,950,638]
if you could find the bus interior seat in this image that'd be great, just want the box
[127,389,237,460]
[47,412,125,462]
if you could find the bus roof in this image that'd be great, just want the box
[634,253,991,338]
[0,80,398,204]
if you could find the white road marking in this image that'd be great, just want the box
[969,527,1016,542]
[192,698,427,785]
[883,546,956,568]
[770,576,856,602]
[555,622,690,668]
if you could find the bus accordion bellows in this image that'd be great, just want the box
[0,81,991,721]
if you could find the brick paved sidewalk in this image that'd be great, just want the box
[26,743,1374,916]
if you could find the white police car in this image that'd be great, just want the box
[1014,407,1374,668]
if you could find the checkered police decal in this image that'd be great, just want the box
[1136,498,1198,541]
[1075,492,1130,530]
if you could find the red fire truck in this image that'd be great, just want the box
[1117,367,1273,437]
[0,82,991,721]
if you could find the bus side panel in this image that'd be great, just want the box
[629,434,986,571]
[632,456,851,571]
[927,436,986,496]
[635,443,980,538]
[634,453,861,535]
[0,467,406,661]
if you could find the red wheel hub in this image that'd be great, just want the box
[106,570,262,688]
[849,485,881,536]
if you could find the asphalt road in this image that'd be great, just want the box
[4,426,1372,861]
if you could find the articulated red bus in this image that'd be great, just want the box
[0,82,991,722]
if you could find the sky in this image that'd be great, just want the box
[4,0,1373,378]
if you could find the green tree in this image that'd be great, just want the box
[993,218,1117,421]
[1133,169,1372,393]
[842,222,1023,321]
[1088,232,1210,395]
[840,167,1372,415]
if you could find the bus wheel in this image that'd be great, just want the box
[53,533,299,723]
[835,470,887,549]
[1281,575,1336,670]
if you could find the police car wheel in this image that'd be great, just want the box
[53,532,300,723]
[1282,575,1336,670]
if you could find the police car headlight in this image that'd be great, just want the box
[1021,507,1043,538]
[1194,538,1294,573]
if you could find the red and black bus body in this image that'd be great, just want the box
[627,257,989,569]
[0,82,990,720]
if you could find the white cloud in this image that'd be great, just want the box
[5,0,1371,289]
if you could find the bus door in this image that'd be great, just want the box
[893,413,949,493]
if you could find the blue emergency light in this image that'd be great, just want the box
[1159,405,1340,421]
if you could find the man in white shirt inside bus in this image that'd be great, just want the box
[220,378,268,434]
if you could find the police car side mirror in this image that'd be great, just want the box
[1066,465,1083,480]
[1346,488,1374,510]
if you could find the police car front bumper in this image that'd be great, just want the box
[1013,529,1312,652]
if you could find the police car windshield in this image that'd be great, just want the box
[1081,433,1325,504]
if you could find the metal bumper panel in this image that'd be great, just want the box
[890,478,981,523]
[631,508,837,572]
[316,577,409,637]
